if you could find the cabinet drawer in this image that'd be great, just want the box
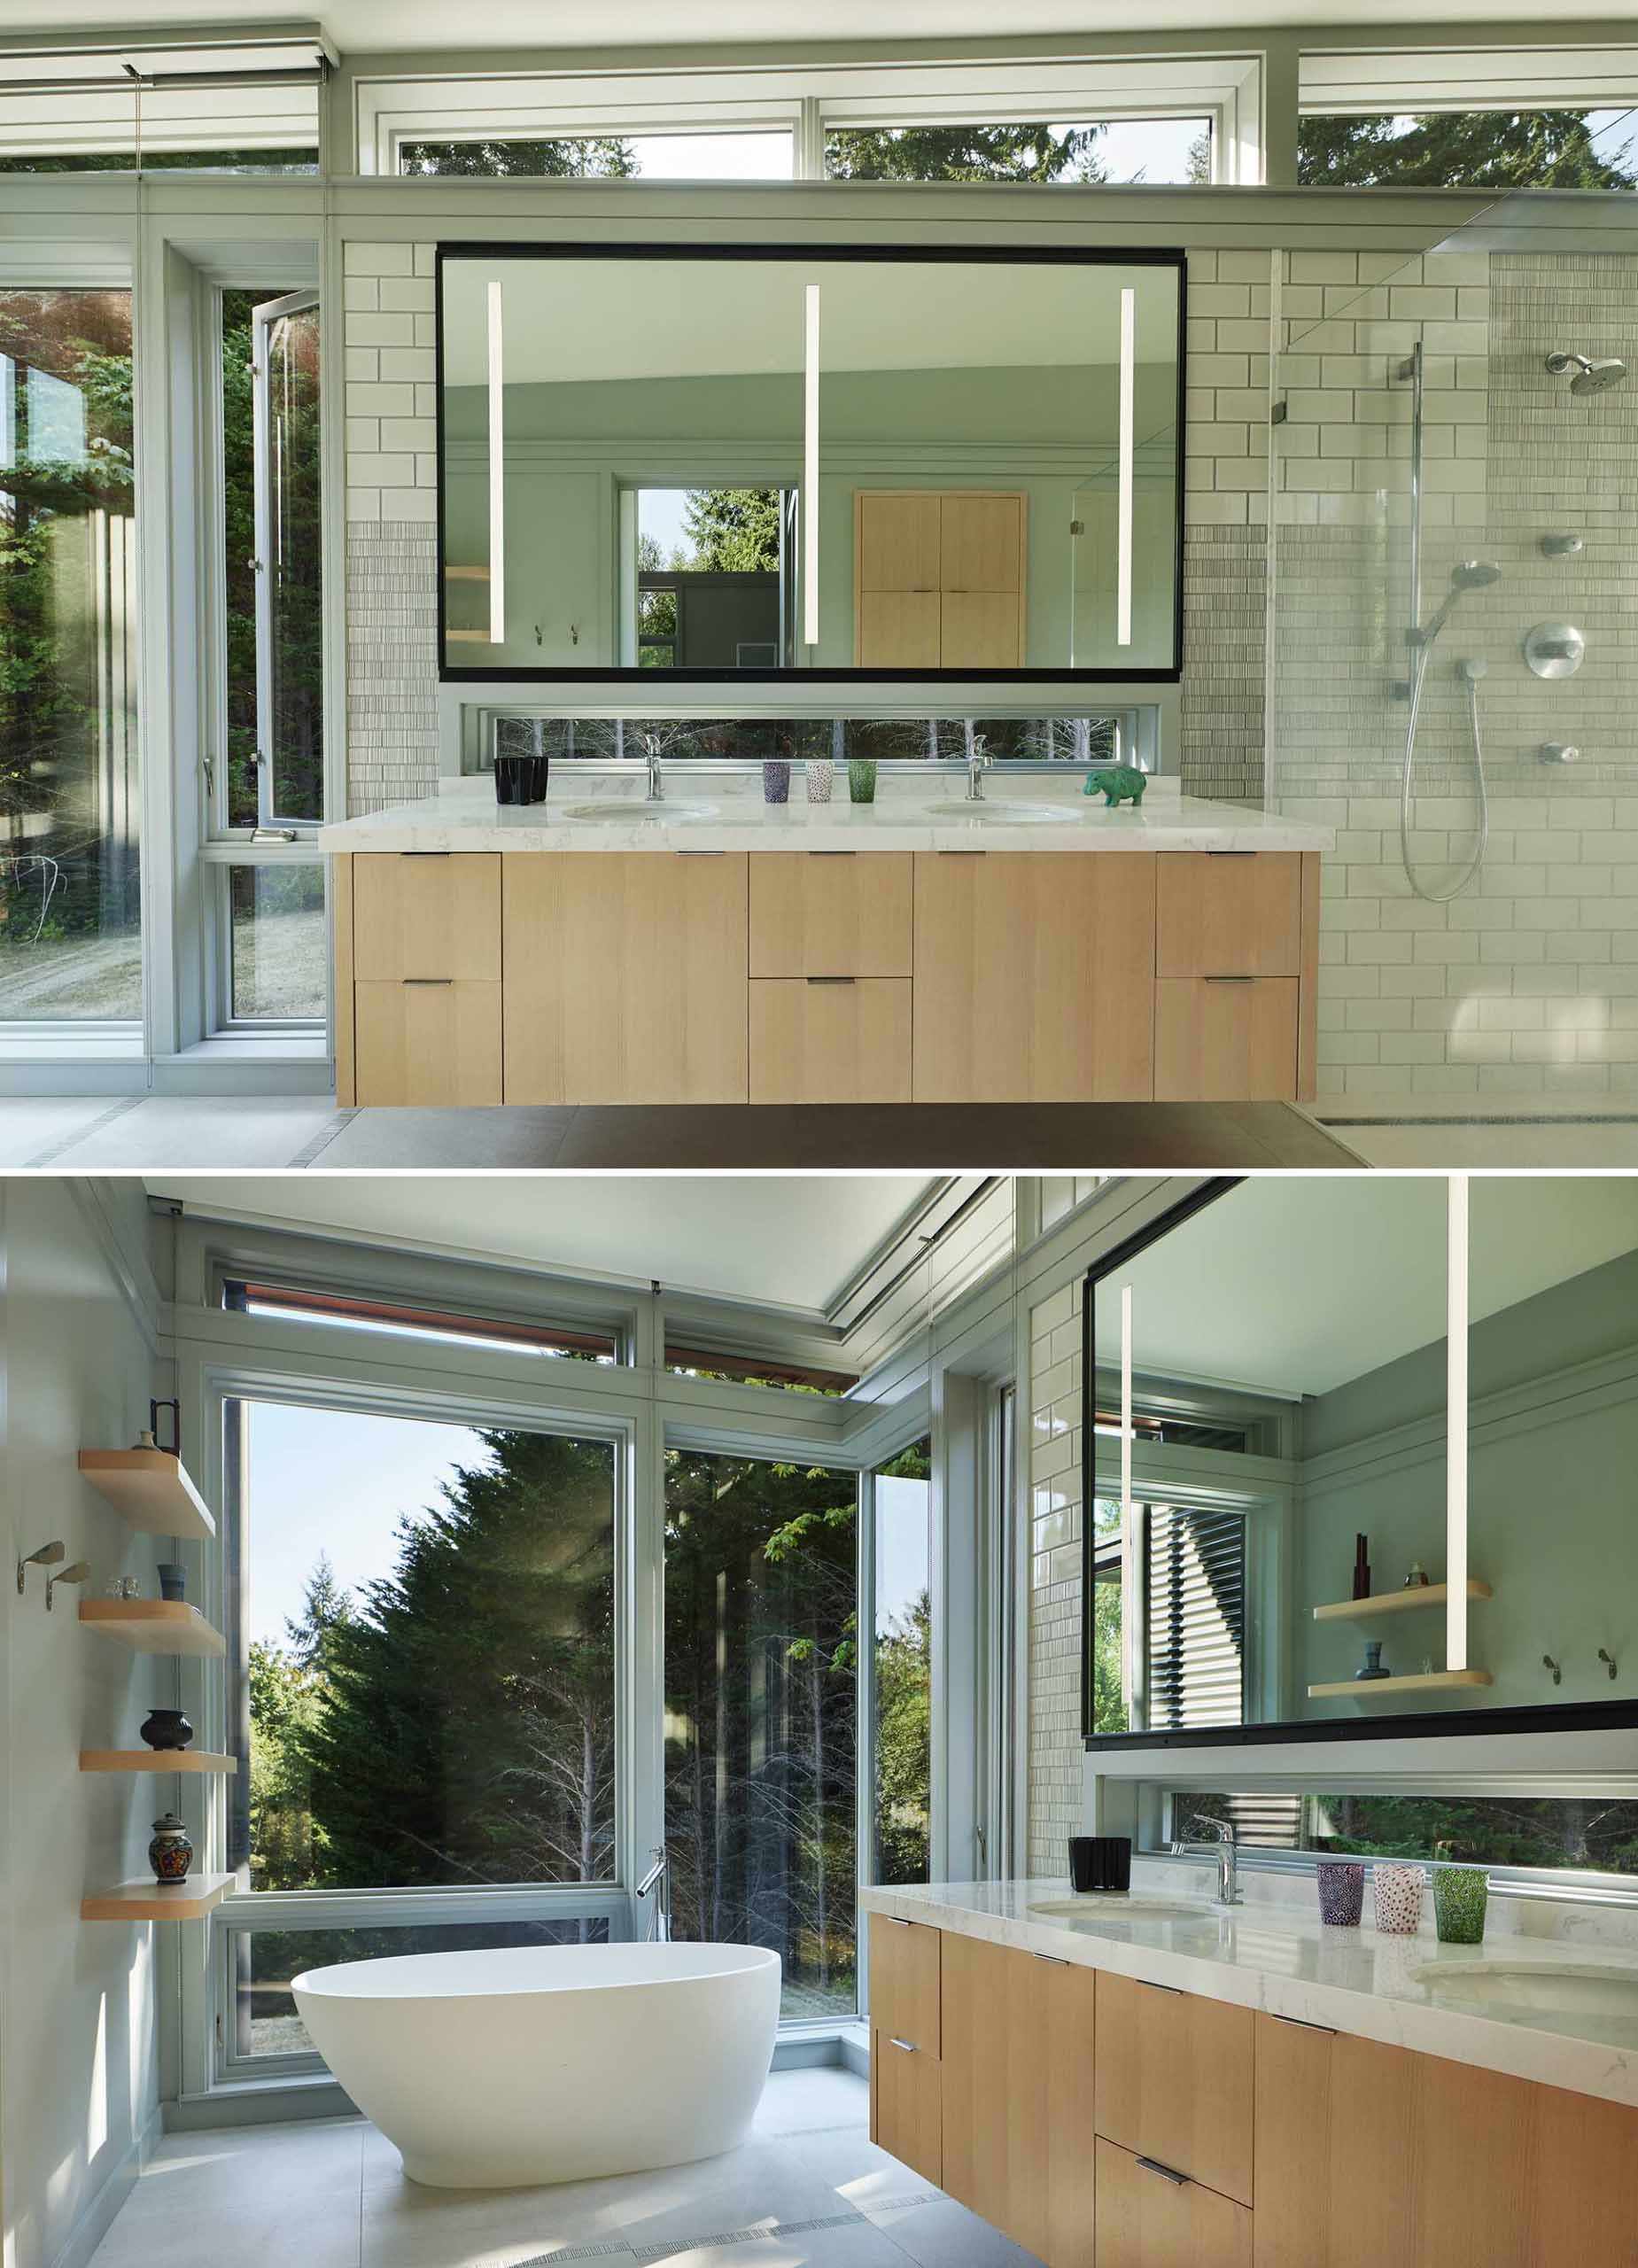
[353,853,501,981]
[871,2027,942,2187]
[353,980,501,1107]
[1157,851,1301,978]
[1094,2137,1252,2268]
[749,852,912,978]
[1153,977,1299,1102]
[868,1913,940,2056]
[1094,1974,1254,2206]
[749,980,911,1103]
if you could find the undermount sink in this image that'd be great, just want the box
[1411,1961,1638,2024]
[921,799,1075,825]
[558,801,718,824]
[1029,1896,1217,1924]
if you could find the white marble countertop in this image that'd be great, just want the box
[859,1877,1638,2110]
[320,773,1332,856]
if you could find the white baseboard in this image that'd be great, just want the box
[50,2103,163,2268]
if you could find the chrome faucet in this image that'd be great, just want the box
[636,1845,671,1941]
[965,732,991,803]
[641,733,664,804]
[1187,1814,1242,1907]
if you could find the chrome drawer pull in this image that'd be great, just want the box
[811,849,856,856]
[1203,975,1255,984]
[402,977,454,987]
[401,850,451,857]
[1137,1978,1184,1995]
[1137,2157,1189,2187]
[1032,1953,1071,1966]
[936,848,987,856]
[675,848,726,856]
[889,2037,918,2054]
[1206,849,1254,857]
[806,976,856,985]
[1271,2013,1337,2035]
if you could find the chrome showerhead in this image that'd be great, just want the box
[1546,350,1629,396]
[1416,559,1502,647]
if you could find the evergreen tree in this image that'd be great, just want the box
[825,123,1106,183]
[680,489,781,574]
[399,137,636,177]
[1297,112,1637,190]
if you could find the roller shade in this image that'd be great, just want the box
[1145,1503,1246,1730]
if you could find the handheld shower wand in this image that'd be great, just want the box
[1400,560,1502,904]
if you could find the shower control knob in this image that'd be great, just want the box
[1540,532,1584,557]
[1539,743,1581,765]
[1524,622,1586,679]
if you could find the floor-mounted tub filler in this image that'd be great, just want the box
[292,1942,780,2187]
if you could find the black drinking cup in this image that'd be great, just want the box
[1069,1835,1133,1892]
[527,753,550,804]
[493,754,528,805]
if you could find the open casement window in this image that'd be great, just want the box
[250,289,322,830]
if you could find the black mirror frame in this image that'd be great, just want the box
[1079,1177,1638,1753]
[434,238,1188,687]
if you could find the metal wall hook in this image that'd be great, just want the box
[1599,1649,1618,1681]
[17,1540,65,1595]
[1543,1654,1563,1686]
[45,1560,90,1612]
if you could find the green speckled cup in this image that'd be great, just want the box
[1432,1862,1488,1944]
[847,757,877,804]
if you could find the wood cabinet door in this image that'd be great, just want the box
[501,853,748,1104]
[858,492,942,593]
[353,980,501,1106]
[867,1914,941,2055]
[940,1935,1097,2268]
[940,493,1024,593]
[871,2028,942,2187]
[941,590,1021,669]
[1094,1975,1254,2208]
[353,852,501,981]
[1156,852,1302,978]
[749,852,913,978]
[1254,2012,1638,2268]
[1094,2139,1252,2268]
[1153,975,1299,1101]
[857,590,942,668]
[912,853,1154,1101]
[749,980,911,1103]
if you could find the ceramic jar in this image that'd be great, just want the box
[807,757,834,804]
[140,1707,194,1751]
[1433,1862,1488,1944]
[1316,1858,1365,1925]
[157,1562,186,1601]
[1372,1861,1426,1935]
[847,757,877,804]
[148,1814,193,1884]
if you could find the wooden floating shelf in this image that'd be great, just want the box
[446,627,493,643]
[80,1750,238,1775]
[82,1874,237,1923]
[1307,1669,1494,1699]
[78,1449,214,1541]
[444,563,491,581]
[79,1601,226,1658]
[1312,1580,1493,1625]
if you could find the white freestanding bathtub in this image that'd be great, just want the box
[291,1942,780,2188]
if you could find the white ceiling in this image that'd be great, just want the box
[144,1173,935,1314]
[14,0,1637,50]
[1096,1177,1638,1399]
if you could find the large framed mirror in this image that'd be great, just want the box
[436,243,1184,683]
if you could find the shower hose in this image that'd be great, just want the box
[1400,648,1488,903]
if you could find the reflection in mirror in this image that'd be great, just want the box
[1468,1177,1638,1710]
[1087,1178,1456,1737]
[438,248,1183,679]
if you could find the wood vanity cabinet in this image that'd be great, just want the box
[1093,1972,1255,2209]
[1252,2010,1638,2268]
[331,843,1319,1107]
[939,1934,1098,2268]
[867,1915,943,2186]
[1094,2137,1252,2268]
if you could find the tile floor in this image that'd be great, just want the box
[87,2070,1041,2268]
[0,1096,1365,1170]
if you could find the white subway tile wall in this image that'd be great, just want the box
[1029,1274,1085,1876]
[339,240,1273,815]
[1272,247,1638,1099]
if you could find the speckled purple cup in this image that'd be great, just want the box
[1316,1859,1365,1926]
[763,759,791,804]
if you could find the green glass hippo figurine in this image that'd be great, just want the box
[1083,765,1147,808]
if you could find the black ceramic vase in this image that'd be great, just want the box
[148,1814,193,1884]
[140,1707,194,1752]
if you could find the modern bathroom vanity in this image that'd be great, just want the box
[321,779,1328,1108]
[859,1880,1638,2266]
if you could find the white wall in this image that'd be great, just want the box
[1,1180,167,2268]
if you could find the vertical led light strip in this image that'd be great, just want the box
[487,278,505,647]
[1120,1281,1135,1726]
[1116,284,1136,649]
[1447,1174,1470,1674]
[803,282,820,649]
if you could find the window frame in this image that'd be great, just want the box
[250,284,322,834]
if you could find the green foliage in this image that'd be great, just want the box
[400,137,636,178]
[1297,112,1638,190]
[825,123,1106,184]
[874,1589,931,1886]
[1091,1575,1128,1735]
[680,489,782,573]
